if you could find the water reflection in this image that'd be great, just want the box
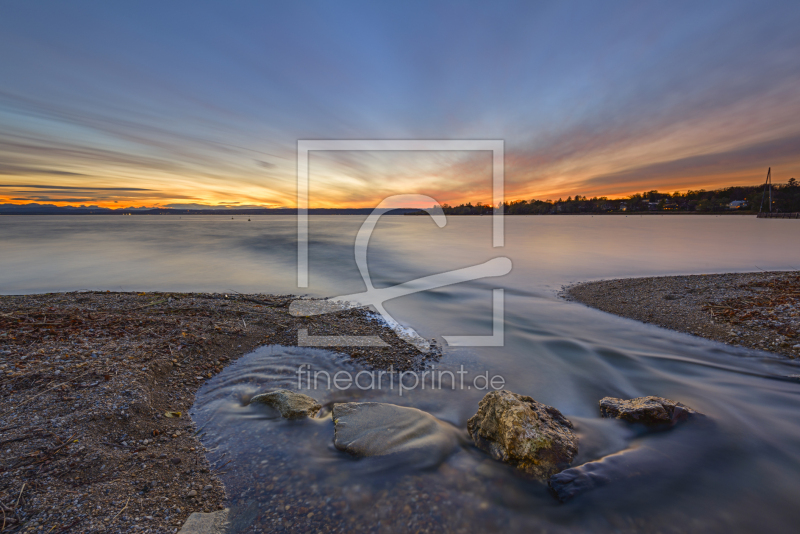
[193,342,800,533]
[191,345,553,533]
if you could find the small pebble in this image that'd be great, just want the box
[171,457,181,465]
[187,490,198,497]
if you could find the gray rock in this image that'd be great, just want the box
[249,389,321,419]
[332,402,460,466]
[178,509,228,534]
[599,396,697,425]
[467,390,578,480]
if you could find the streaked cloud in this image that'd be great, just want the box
[0,1,798,208]
[0,184,153,191]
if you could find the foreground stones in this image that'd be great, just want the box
[599,396,697,426]
[249,389,700,504]
[467,390,578,480]
[178,509,229,534]
[332,402,461,467]
[249,389,322,419]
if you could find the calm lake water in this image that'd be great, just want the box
[2,214,800,532]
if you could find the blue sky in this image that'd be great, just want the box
[1,1,799,207]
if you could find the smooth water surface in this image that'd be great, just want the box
[3,214,800,532]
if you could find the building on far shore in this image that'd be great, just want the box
[729,200,748,209]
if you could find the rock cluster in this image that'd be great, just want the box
[466,390,578,480]
[247,388,700,505]
[461,391,701,502]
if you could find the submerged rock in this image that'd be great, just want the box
[599,396,697,426]
[249,389,321,419]
[549,446,659,502]
[467,390,578,480]
[178,508,228,534]
[549,399,708,501]
[549,456,614,502]
[550,414,714,502]
[332,402,460,466]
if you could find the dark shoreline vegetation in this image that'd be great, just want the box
[0,292,432,533]
[2,180,798,216]
[437,180,800,215]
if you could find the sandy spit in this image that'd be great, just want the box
[567,271,800,359]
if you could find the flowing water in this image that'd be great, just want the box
[2,214,800,532]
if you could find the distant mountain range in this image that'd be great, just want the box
[0,203,420,215]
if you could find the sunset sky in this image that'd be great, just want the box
[1,1,799,209]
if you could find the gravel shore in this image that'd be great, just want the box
[567,271,800,358]
[0,292,431,533]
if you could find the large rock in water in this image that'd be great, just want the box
[467,390,578,480]
[332,402,460,467]
[599,396,696,426]
[249,389,321,419]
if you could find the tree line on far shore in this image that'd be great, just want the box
[435,179,800,215]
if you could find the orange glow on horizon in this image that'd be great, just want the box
[0,172,788,209]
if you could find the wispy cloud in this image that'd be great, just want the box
[0,184,154,191]
[0,2,798,207]
[576,133,800,194]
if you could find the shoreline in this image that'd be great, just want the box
[567,271,800,359]
[0,292,430,533]
[3,274,798,531]
[1,211,762,216]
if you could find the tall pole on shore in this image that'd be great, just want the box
[769,167,772,212]
[759,167,772,214]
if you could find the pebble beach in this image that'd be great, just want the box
[0,292,430,533]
